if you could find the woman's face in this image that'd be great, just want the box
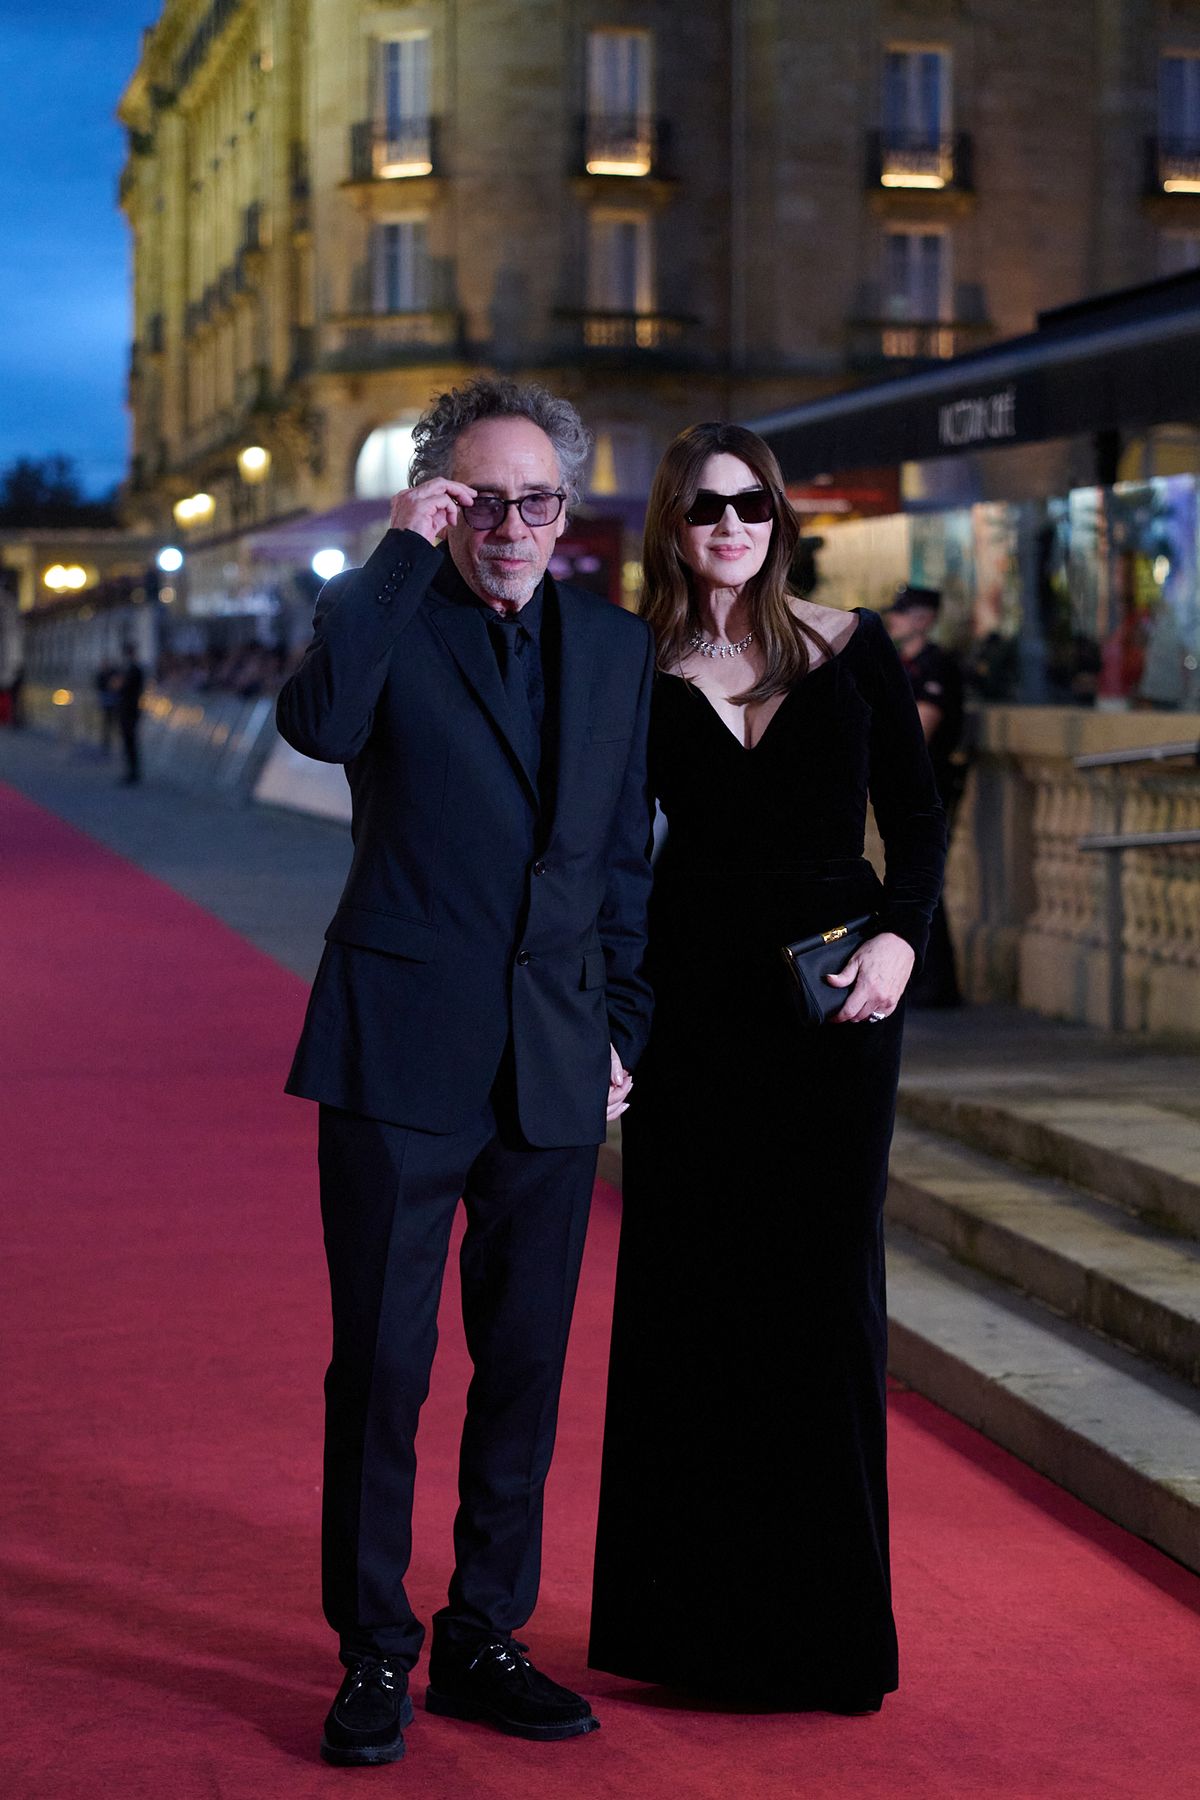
[677,452,775,594]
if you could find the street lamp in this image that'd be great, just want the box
[157,546,184,573]
[173,492,215,528]
[312,548,347,580]
[237,445,272,483]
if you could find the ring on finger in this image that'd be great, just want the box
[868,1010,887,1023]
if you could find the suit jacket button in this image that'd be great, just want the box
[533,860,547,876]
[515,950,531,966]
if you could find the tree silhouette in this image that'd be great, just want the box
[0,456,118,529]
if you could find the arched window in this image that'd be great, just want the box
[355,420,419,497]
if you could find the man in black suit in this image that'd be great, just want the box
[276,378,654,1767]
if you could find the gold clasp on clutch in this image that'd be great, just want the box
[821,925,848,944]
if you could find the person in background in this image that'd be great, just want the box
[115,642,145,786]
[883,584,964,1007]
[95,660,118,754]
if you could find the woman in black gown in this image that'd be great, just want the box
[589,424,946,1712]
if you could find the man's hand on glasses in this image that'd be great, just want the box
[389,478,478,545]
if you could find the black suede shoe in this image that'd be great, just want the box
[426,1639,599,1741]
[320,1657,414,1766]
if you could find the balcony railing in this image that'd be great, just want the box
[574,113,673,179]
[557,308,695,356]
[1145,135,1200,194]
[349,118,440,183]
[322,308,465,370]
[866,130,974,193]
[847,283,990,366]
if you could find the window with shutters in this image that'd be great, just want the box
[373,34,433,176]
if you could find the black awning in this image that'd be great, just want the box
[747,269,1200,480]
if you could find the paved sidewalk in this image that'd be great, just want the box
[4,722,1198,1092]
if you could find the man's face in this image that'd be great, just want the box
[884,604,935,650]
[446,416,569,610]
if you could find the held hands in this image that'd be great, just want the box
[824,931,916,1024]
[389,478,478,545]
[607,1044,633,1121]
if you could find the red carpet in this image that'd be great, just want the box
[3,777,1200,1800]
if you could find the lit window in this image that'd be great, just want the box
[371,218,430,313]
[1159,55,1200,189]
[586,30,653,174]
[881,47,951,186]
[373,34,432,176]
[355,421,419,497]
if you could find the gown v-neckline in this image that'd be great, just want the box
[670,611,864,753]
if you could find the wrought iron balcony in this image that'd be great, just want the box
[557,308,696,358]
[574,113,673,179]
[1145,135,1200,194]
[847,282,990,367]
[322,308,465,371]
[866,130,974,193]
[349,118,440,184]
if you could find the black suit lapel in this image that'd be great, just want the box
[428,596,540,807]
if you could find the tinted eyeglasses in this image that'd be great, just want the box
[461,491,566,531]
[683,488,774,527]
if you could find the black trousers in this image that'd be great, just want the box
[317,1083,597,1668]
[119,716,140,782]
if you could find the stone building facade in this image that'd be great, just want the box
[118,0,1200,539]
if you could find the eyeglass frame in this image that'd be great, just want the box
[461,490,567,531]
[682,487,775,527]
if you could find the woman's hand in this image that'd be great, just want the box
[824,930,915,1024]
[388,478,477,545]
[607,1044,634,1120]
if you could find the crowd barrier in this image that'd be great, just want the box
[24,682,281,802]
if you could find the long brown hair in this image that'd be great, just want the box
[640,422,830,705]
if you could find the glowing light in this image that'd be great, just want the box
[312,547,347,580]
[1154,555,1171,585]
[173,492,215,527]
[1163,177,1200,193]
[43,564,89,592]
[586,156,651,177]
[880,171,947,188]
[237,444,271,483]
[378,158,434,179]
[157,546,184,573]
[51,688,74,706]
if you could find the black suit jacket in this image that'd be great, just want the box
[276,529,655,1147]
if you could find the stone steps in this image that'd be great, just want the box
[887,1228,1200,1575]
[896,1088,1200,1241]
[886,1118,1200,1387]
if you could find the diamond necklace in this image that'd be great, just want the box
[688,627,755,659]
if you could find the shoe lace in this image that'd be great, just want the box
[468,1638,531,1679]
[346,1657,398,1697]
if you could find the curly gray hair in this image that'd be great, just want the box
[409,376,591,500]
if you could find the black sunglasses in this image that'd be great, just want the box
[683,488,774,526]
[461,491,566,530]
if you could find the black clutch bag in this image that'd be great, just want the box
[780,914,877,1025]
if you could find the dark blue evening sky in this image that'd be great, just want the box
[1,1,157,496]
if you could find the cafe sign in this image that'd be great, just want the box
[937,385,1017,449]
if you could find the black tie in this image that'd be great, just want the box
[490,614,539,779]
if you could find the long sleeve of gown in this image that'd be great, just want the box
[862,613,948,967]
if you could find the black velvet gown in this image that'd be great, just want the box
[588,609,946,1708]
